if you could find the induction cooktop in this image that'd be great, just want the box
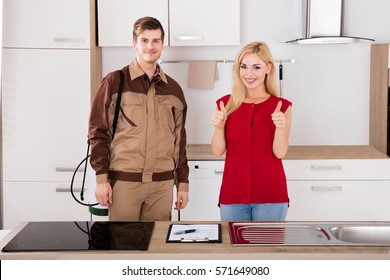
[2,221,154,252]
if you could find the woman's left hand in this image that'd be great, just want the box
[271,101,285,128]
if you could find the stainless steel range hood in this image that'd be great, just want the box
[286,0,374,44]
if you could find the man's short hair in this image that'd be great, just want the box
[133,16,165,41]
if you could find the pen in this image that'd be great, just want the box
[173,229,197,235]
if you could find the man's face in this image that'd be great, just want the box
[133,29,164,65]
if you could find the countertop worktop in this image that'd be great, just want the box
[186,144,389,160]
[1,221,389,260]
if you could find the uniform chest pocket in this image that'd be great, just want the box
[119,97,146,129]
[157,101,175,132]
[156,95,185,133]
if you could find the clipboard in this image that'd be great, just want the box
[166,224,222,243]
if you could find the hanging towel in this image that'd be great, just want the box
[187,61,219,90]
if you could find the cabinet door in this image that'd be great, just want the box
[97,0,169,47]
[2,0,90,49]
[3,182,90,229]
[169,0,240,46]
[286,181,390,221]
[2,49,90,181]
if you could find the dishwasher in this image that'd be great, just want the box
[179,161,224,221]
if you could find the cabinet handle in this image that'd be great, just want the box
[311,186,342,192]
[56,167,84,172]
[53,37,85,43]
[174,36,203,41]
[311,165,343,171]
[56,187,82,193]
[214,170,224,175]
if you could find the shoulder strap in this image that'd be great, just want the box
[112,70,124,139]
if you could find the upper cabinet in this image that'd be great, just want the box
[2,0,91,49]
[97,0,169,47]
[97,0,240,47]
[169,0,240,46]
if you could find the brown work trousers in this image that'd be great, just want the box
[109,179,174,221]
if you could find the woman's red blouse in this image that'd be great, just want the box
[216,94,292,205]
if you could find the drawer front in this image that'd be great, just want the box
[283,159,390,180]
[286,180,390,221]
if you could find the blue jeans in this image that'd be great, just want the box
[220,203,288,221]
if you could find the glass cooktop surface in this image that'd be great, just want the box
[2,221,154,252]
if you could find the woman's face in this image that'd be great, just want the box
[239,53,271,91]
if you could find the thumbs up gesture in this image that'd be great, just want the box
[271,101,285,128]
[211,101,227,128]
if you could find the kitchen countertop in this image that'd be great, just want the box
[186,144,389,160]
[0,221,389,260]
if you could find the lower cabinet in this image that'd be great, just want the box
[5,159,389,227]
[3,182,90,229]
[284,159,390,221]
[181,159,390,222]
[286,181,390,221]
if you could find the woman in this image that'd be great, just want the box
[211,41,292,221]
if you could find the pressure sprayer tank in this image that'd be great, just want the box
[87,163,108,217]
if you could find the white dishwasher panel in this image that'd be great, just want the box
[180,161,224,221]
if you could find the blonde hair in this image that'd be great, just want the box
[225,41,279,116]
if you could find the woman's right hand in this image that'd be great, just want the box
[211,101,227,128]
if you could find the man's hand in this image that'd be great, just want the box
[95,182,113,206]
[175,191,189,210]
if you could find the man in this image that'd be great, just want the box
[88,16,189,221]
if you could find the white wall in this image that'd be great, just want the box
[101,0,390,145]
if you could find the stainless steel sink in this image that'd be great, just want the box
[228,222,390,246]
[329,226,390,244]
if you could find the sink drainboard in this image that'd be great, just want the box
[228,222,390,246]
[231,224,329,245]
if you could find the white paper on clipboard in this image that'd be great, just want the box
[166,224,221,243]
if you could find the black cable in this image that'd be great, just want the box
[70,138,98,207]
[80,138,91,201]
[74,221,90,235]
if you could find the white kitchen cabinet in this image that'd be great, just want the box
[283,159,390,181]
[1,49,91,228]
[3,182,90,229]
[286,181,390,221]
[179,161,224,221]
[1,0,94,228]
[97,0,240,47]
[2,0,90,49]
[2,49,90,182]
[97,0,169,47]
[181,159,390,222]
[169,0,240,46]
[284,159,390,221]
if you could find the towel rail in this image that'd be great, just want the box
[159,59,234,64]
[159,59,295,64]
